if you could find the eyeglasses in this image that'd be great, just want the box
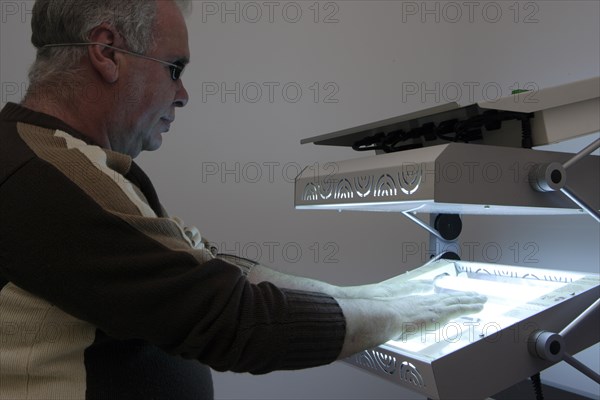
[43,42,186,81]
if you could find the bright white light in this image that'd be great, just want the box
[384,262,587,359]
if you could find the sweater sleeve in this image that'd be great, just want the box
[0,120,346,374]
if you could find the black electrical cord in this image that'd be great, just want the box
[351,111,534,153]
[530,373,544,400]
[521,117,533,149]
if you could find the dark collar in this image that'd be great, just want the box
[0,102,98,147]
[1,102,166,217]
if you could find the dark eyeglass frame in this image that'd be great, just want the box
[43,42,186,81]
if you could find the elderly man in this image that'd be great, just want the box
[0,1,486,399]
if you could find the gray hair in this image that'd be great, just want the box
[27,0,191,91]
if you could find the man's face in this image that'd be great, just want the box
[112,0,190,158]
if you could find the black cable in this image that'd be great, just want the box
[521,117,533,149]
[530,373,544,400]
[351,111,533,153]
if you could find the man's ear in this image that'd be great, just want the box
[87,24,121,83]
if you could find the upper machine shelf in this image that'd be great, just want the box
[301,77,599,151]
[296,77,600,217]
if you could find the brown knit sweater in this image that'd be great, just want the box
[0,102,346,400]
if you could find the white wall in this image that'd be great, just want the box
[2,1,599,398]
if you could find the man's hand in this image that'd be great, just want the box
[336,291,487,359]
[341,278,434,300]
[388,291,486,327]
[246,263,487,359]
